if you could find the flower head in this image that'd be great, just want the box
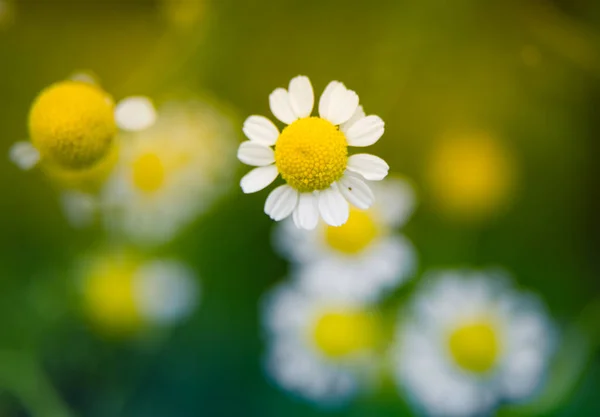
[238,76,389,229]
[80,251,200,336]
[391,270,555,417]
[28,80,116,170]
[275,177,417,303]
[101,100,237,245]
[262,281,382,405]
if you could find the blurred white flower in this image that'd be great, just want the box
[101,100,237,246]
[80,251,200,335]
[262,281,382,406]
[391,270,555,417]
[275,177,417,303]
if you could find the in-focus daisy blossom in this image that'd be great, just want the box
[275,177,417,303]
[101,100,237,245]
[391,270,555,417]
[79,251,200,336]
[238,76,389,230]
[262,281,382,406]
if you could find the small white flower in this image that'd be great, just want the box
[274,177,417,303]
[101,100,236,246]
[262,281,382,406]
[238,75,389,230]
[391,270,555,417]
[80,252,200,335]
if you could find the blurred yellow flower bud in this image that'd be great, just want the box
[29,81,116,170]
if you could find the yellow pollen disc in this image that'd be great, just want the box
[313,310,378,358]
[448,321,500,373]
[29,81,116,170]
[83,258,142,335]
[275,117,347,192]
[132,153,166,193]
[325,208,379,254]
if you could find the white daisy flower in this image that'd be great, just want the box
[275,177,417,303]
[80,251,200,335]
[238,75,389,230]
[262,281,383,406]
[392,270,555,417]
[100,100,237,246]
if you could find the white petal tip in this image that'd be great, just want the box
[115,96,157,132]
[9,142,40,170]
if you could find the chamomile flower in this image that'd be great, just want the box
[392,270,555,417]
[238,76,389,230]
[262,281,383,406]
[80,251,199,336]
[275,177,417,303]
[101,100,236,246]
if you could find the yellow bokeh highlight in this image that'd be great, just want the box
[325,208,379,254]
[448,320,500,373]
[428,132,515,221]
[275,117,348,192]
[29,81,116,170]
[82,255,142,336]
[132,153,166,193]
[313,309,379,358]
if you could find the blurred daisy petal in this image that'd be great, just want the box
[115,96,157,131]
[9,141,40,170]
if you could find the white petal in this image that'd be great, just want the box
[340,105,366,133]
[60,192,97,229]
[288,76,314,118]
[338,172,375,209]
[264,185,299,221]
[114,96,157,132]
[318,81,343,119]
[69,71,99,85]
[319,82,359,125]
[242,115,280,146]
[292,193,319,230]
[237,141,275,166]
[345,115,385,147]
[318,184,349,227]
[347,154,389,181]
[9,142,40,170]
[269,88,297,124]
[240,165,279,194]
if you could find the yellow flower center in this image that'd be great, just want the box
[325,208,379,254]
[132,153,166,193]
[313,310,378,358]
[83,258,142,335]
[29,81,116,170]
[275,117,347,192]
[448,321,500,373]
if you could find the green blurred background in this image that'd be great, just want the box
[1,0,599,416]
